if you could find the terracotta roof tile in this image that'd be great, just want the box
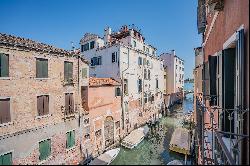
[89,77,120,87]
[0,33,81,58]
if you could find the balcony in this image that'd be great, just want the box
[195,97,249,165]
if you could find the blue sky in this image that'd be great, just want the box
[0,0,201,79]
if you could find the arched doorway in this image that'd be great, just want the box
[104,116,114,147]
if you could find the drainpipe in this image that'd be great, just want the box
[77,54,84,160]
[121,46,130,130]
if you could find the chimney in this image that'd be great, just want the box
[104,27,111,46]
[171,50,176,56]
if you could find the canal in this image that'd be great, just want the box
[111,83,194,165]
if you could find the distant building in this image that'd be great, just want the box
[80,25,165,133]
[0,33,89,165]
[160,50,184,106]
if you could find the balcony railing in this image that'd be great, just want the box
[195,97,249,165]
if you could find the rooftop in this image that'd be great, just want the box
[89,77,120,87]
[0,33,88,62]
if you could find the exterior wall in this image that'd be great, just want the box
[196,0,249,164]
[160,52,184,95]
[82,85,122,157]
[0,45,89,164]
[81,28,165,134]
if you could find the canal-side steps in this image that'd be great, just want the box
[169,127,191,155]
[121,125,149,149]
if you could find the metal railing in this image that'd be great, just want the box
[195,96,249,165]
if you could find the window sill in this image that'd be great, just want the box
[35,114,52,120]
[0,77,11,80]
[0,121,13,127]
[35,78,50,80]
[66,146,76,152]
[38,155,53,165]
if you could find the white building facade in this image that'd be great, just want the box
[160,51,184,106]
[80,25,165,132]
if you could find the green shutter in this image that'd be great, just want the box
[0,153,12,165]
[71,131,75,147]
[39,139,51,161]
[64,62,68,81]
[67,132,71,148]
[82,68,87,78]
[42,60,48,78]
[0,53,9,77]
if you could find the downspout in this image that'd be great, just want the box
[121,46,130,130]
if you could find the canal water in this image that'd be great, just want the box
[111,83,194,165]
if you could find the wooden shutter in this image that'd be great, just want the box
[208,55,217,105]
[0,153,12,165]
[203,61,210,96]
[82,68,87,78]
[222,48,235,132]
[67,132,71,148]
[0,53,9,77]
[37,96,43,116]
[65,94,69,115]
[70,94,74,114]
[39,139,51,160]
[42,60,48,78]
[44,95,49,115]
[0,99,10,124]
[217,51,223,108]
[235,29,244,109]
[64,62,68,81]
[71,131,75,146]
[68,62,73,80]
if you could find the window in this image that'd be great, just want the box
[66,130,75,149]
[82,68,88,78]
[91,56,102,66]
[176,65,177,70]
[0,53,9,77]
[148,70,151,80]
[179,67,181,71]
[82,43,89,51]
[138,57,142,65]
[146,48,149,53]
[65,93,74,115]
[36,58,48,78]
[143,46,145,51]
[37,95,49,116]
[64,61,73,82]
[90,41,95,49]
[147,60,150,66]
[144,69,147,79]
[152,50,155,55]
[151,95,154,103]
[156,79,159,89]
[133,40,136,47]
[112,52,118,63]
[143,58,147,66]
[39,139,51,161]
[0,98,10,124]
[124,79,128,95]
[144,93,148,104]
[0,152,12,165]
[95,129,102,137]
[138,79,142,93]
[115,87,121,96]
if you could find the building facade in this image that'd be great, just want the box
[81,77,123,157]
[80,25,165,133]
[0,33,89,165]
[195,0,249,165]
[160,50,184,107]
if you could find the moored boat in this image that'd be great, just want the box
[121,125,149,149]
[89,148,120,165]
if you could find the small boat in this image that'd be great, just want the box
[121,125,149,149]
[167,160,183,165]
[89,148,120,165]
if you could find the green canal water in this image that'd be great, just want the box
[111,84,194,165]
